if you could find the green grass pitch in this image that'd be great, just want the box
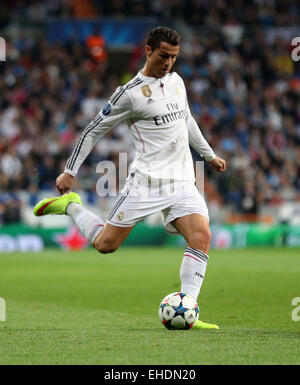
[0,246,299,365]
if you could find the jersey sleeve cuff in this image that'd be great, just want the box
[64,169,77,177]
[204,153,216,162]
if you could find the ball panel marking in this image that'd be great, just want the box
[167,295,181,307]
[171,315,186,329]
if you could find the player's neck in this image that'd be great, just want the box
[141,66,156,78]
[141,64,162,79]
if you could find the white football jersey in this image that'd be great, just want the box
[65,71,215,181]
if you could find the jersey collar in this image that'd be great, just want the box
[138,70,169,84]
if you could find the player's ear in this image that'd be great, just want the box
[145,45,153,57]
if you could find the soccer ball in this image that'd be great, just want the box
[158,292,199,330]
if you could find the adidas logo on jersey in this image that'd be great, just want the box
[147,98,154,104]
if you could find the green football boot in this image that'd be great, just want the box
[33,192,82,216]
[193,320,219,330]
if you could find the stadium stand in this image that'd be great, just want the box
[0,0,299,227]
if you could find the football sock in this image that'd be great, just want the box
[66,203,104,244]
[180,247,209,301]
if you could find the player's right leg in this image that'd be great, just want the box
[33,192,134,253]
[33,192,82,216]
[92,223,134,254]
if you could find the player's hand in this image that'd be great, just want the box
[56,172,74,195]
[209,156,226,172]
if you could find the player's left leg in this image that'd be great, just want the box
[172,213,211,252]
[171,213,211,300]
[171,213,219,330]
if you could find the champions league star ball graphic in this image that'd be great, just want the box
[158,292,199,330]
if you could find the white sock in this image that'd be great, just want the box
[180,247,209,301]
[66,203,104,244]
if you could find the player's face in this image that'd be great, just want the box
[145,42,180,78]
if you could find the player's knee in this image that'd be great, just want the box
[95,243,118,254]
[187,227,211,254]
[93,238,118,254]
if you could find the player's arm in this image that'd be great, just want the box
[181,78,226,172]
[56,87,132,194]
[186,116,226,172]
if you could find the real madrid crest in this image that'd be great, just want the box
[142,85,152,97]
[117,212,124,221]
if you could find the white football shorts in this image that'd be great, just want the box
[106,171,209,235]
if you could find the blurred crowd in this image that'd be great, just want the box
[2,0,300,27]
[0,0,300,224]
[178,30,300,215]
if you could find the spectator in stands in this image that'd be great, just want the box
[86,30,107,63]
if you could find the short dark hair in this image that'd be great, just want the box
[146,26,181,51]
